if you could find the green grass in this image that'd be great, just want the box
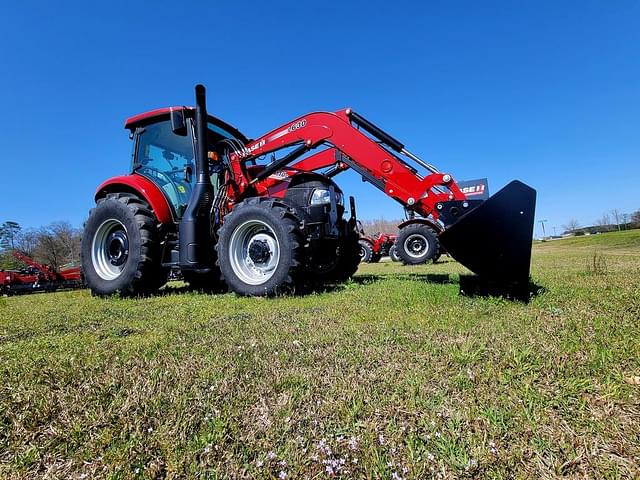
[1,230,639,479]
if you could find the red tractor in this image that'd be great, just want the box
[81,85,536,298]
[357,223,397,263]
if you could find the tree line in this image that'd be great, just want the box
[0,221,82,271]
[563,208,640,235]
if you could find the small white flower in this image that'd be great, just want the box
[134,468,140,474]
[256,459,264,468]
[378,433,385,445]
[147,427,153,433]
[278,471,287,479]
[267,451,277,460]
[203,446,211,454]
[209,385,215,391]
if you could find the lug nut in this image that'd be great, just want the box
[408,197,415,205]
[436,203,443,210]
[462,201,469,208]
[442,174,451,182]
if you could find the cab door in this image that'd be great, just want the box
[133,120,195,219]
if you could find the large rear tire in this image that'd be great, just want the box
[216,198,303,296]
[81,193,167,297]
[396,223,440,265]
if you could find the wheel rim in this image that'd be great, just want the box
[229,220,280,285]
[359,245,367,259]
[92,219,129,280]
[404,233,429,259]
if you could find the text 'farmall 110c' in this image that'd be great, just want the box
[81,85,536,299]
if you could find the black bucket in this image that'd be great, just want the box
[439,181,537,300]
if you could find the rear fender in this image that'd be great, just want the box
[95,174,174,225]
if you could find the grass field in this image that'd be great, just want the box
[1,230,639,479]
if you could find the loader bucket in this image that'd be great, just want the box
[439,180,537,300]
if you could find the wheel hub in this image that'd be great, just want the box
[248,239,271,264]
[91,219,130,281]
[228,221,281,286]
[404,233,428,258]
[107,231,129,266]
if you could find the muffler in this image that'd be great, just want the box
[439,181,537,300]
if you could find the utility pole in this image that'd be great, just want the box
[539,219,547,239]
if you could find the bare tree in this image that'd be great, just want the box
[631,209,640,227]
[595,213,611,230]
[32,222,82,270]
[562,219,580,234]
[611,209,622,231]
[360,217,402,235]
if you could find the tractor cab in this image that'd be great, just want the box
[124,107,248,220]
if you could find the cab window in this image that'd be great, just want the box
[134,121,195,218]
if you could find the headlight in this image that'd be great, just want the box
[310,188,331,205]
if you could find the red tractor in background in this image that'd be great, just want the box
[81,85,536,299]
[0,251,83,295]
[357,222,397,263]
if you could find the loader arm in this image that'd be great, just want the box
[227,109,467,222]
[225,108,537,299]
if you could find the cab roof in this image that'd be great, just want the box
[124,106,249,143]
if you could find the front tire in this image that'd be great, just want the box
[216,198,303,296]
[389,245,401,262]
[396,223,440,265]
[359,240,373,263]
[81,193,167,297]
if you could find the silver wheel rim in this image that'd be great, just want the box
[91,219,129,280]
[359,245,367,259]
[229,220,280,285]
[404,233,429,259]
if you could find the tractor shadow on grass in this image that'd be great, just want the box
[158,272,543,302]
[458,275,545,303]
[353,272,544,303]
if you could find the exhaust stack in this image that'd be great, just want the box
[178,84,214,270]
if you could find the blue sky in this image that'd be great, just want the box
[1,1,638,237]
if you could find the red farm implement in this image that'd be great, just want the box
[0,251,83,296]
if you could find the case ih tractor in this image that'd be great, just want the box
[357,224,397,263]
[81,85,536,298]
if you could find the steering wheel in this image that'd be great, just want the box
[138,165,190,200]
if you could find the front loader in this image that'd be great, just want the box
[81,85,536,299]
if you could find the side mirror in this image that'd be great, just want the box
[170,108,187,136]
